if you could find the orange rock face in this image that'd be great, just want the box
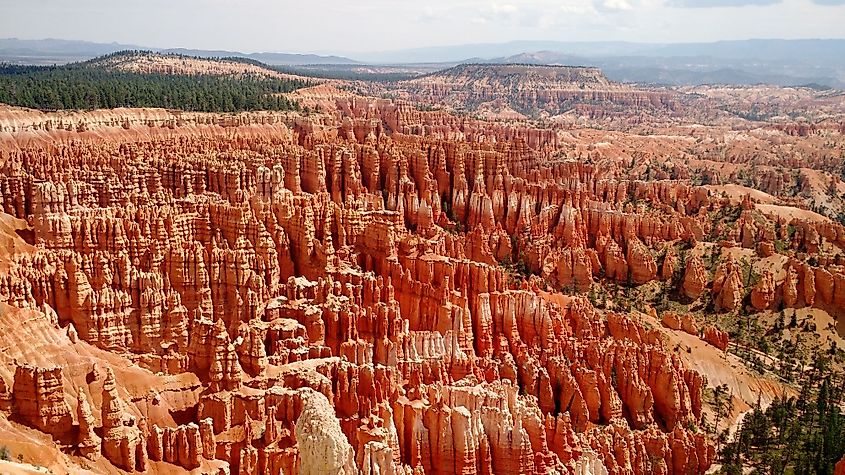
[750,270,776,311]
[101,368,148,471]
[12,364,73,437]
[4,54,845,475]
[627,238,658,285]
[713,257,744,311]
[836,454,845,475]
[76,390,101,459]
[17,68,845,473]
[682,255,708,300]
[703,326,729,351]
[783,264,799,307]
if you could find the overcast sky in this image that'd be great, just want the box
[2,0,844,54]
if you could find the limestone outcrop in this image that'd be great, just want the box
[296,389,357,475]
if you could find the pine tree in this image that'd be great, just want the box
[0,63,307,112]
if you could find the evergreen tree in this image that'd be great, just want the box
[0,63,308,113]
[719,373,845,474]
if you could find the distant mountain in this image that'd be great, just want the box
[5,38,844,87]
[160,48,357,66]
[351,39,845,66]
[647,39,845,68]
[0,38,142,64]
[350,41,646,64]
[478,47,845,88]
[0,38,357,66]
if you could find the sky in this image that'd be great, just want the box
[2,0,844,54]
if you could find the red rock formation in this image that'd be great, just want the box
[0,99,759,474]
[76,389,101,459]
[815,267,833,305]
[661,245,678,281]
[0,376,10,413]
[783,264,799,307]
[148,422,209,470]
[713,257,744,311]
[803,263,817,307]
[835,454,845,475]
[751,270,775,310]
[603,239,629,282]
[627,238,658,285]
[680,314,698,335]
[682,254,708,300]
[662,312,682,331]
[703,326,729,351]
[101,368,147,471]
[12,364,72,436]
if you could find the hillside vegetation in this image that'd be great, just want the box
[0,52,309,112]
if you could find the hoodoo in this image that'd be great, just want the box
[0,30,844,475]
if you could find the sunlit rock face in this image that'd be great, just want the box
[1,60,844,474]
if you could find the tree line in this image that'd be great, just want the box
[719,355,845,474]
[0,63,308,112]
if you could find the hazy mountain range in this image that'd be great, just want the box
[350,39,845,66]
[481,49,845,88]
[0,38,358,66]
[2,37,844,88]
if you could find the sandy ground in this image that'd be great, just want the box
[756,203,830,223]
[705,183,830,223]
[638,309,792,435]
[705,184,778,204]
[0,459,53,474]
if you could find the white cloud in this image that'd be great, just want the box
[559,1,601,14]
[601,0,635,9]
[491,3,519,13]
